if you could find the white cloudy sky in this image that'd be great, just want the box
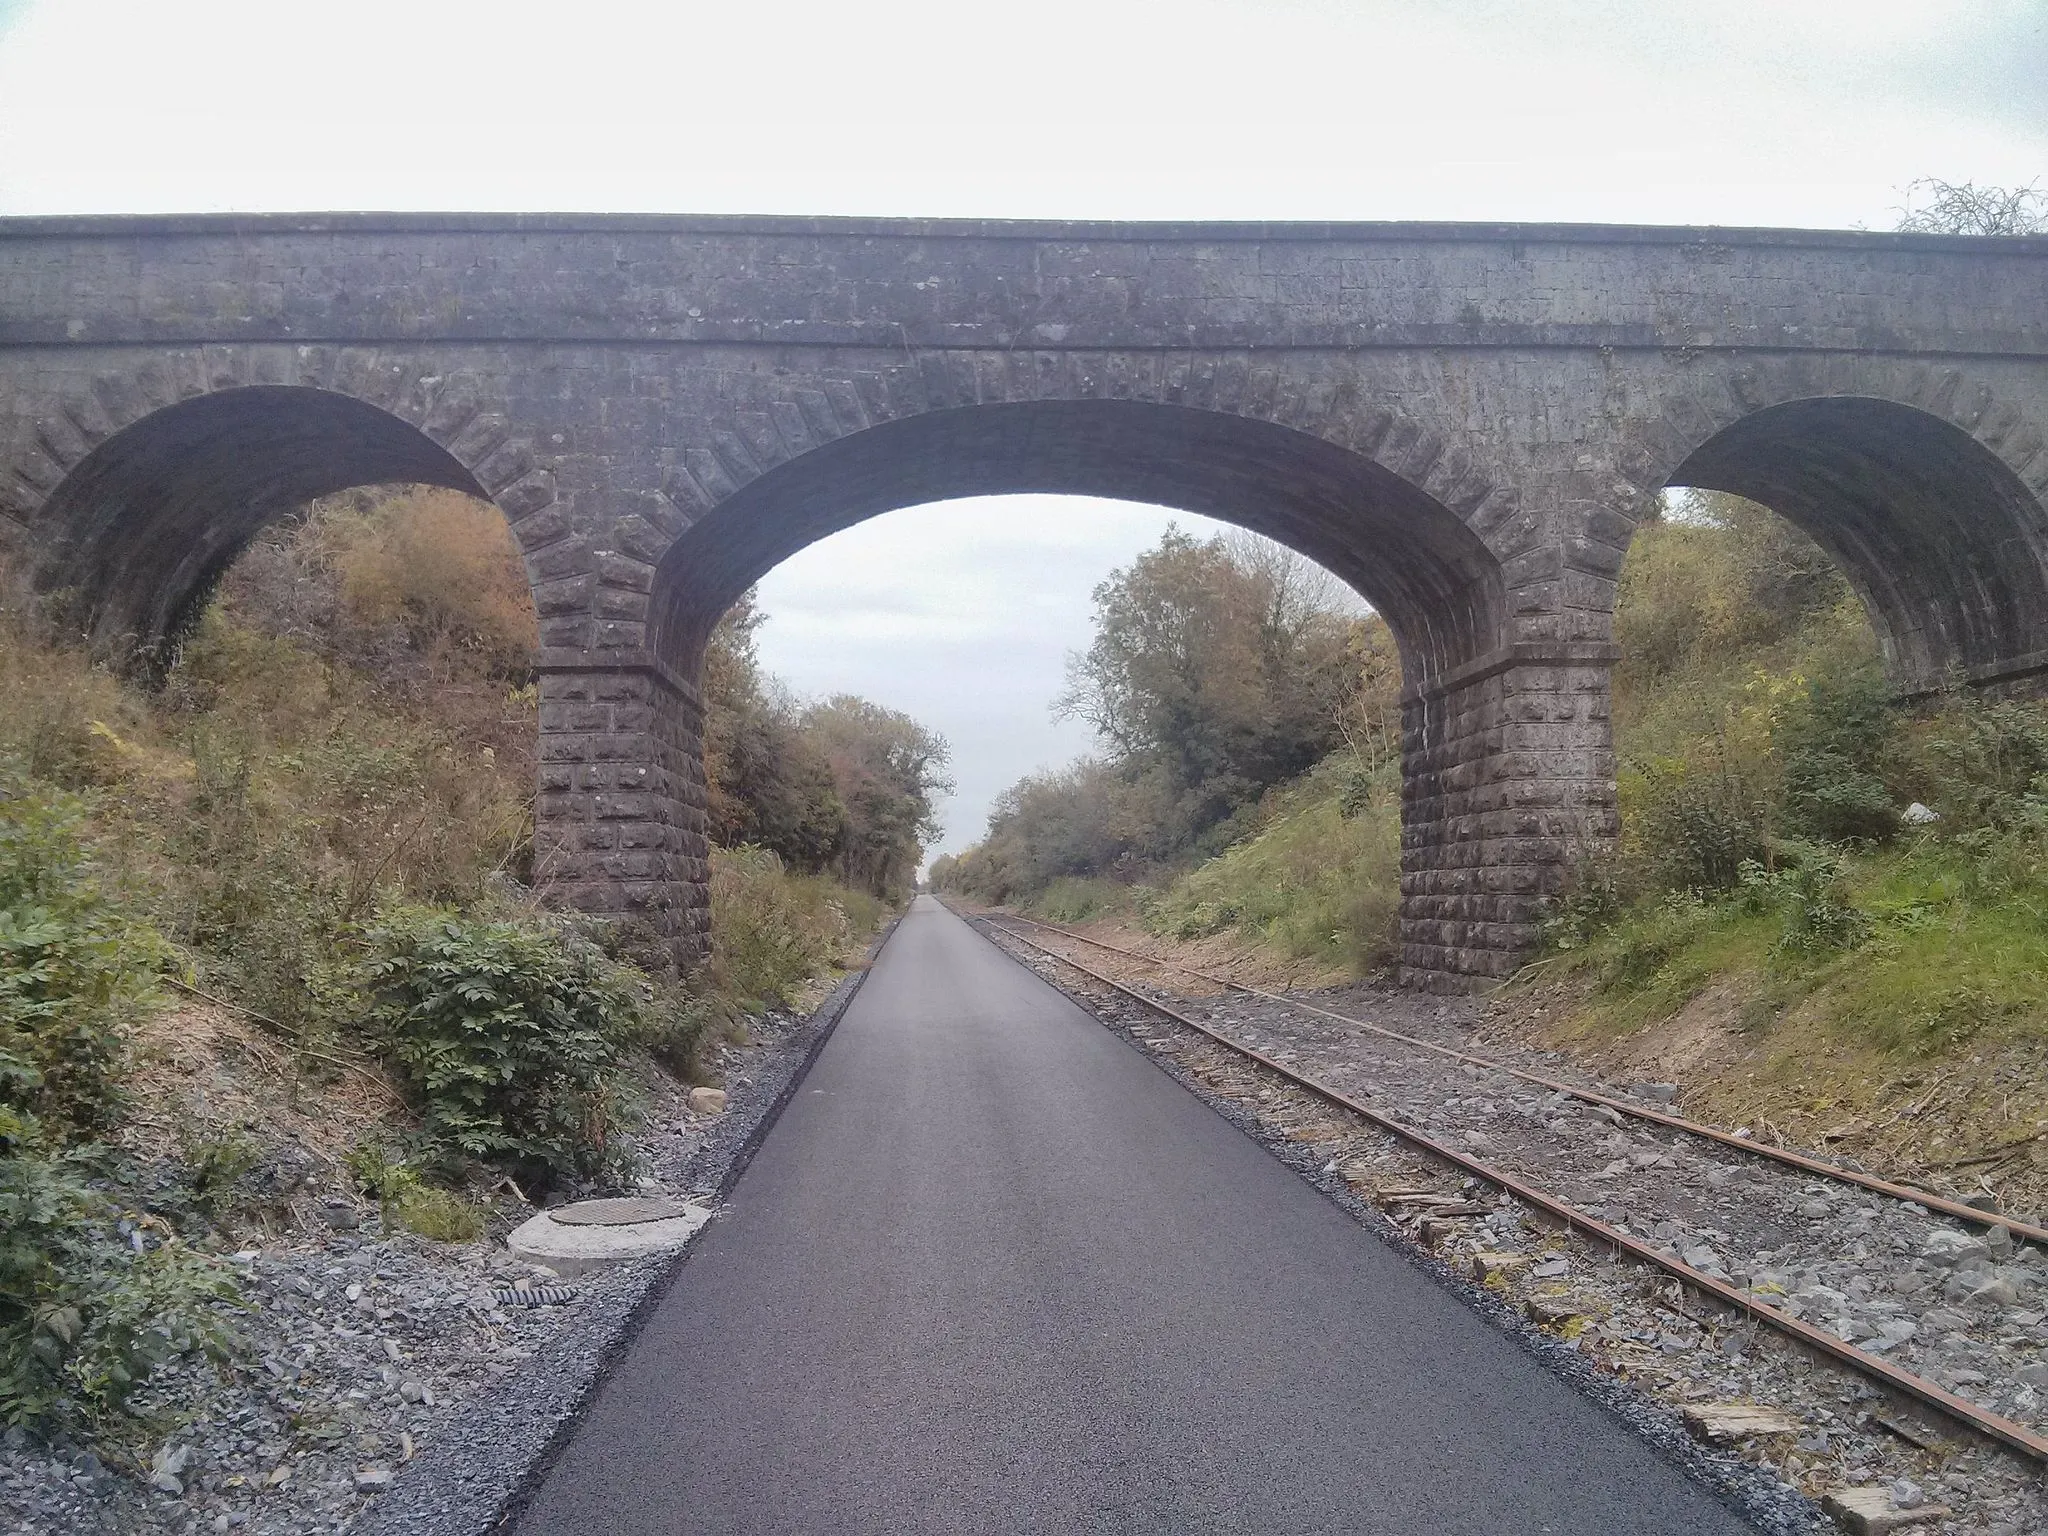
[1,0,2043,855]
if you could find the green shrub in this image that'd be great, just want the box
[0,1147,239,1433]
[180,1127,261,1221]
[709,846,855,1008]
[1627,754,1770,894]
[1738,850,1871,954]
[0,776,165,1145]
[1910,695,2048,832]
[361,906,649,1189]
[1775,669,1901,845]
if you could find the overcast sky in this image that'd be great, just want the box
[2,0,2043,856]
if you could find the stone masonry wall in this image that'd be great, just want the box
[2,215,2044,990]
[1400,648,1619,989]
[533,658,709,976]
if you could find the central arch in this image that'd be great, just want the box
[609,395,1590,990]
[651,399,1507,692]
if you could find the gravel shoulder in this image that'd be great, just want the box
[974,916,2047,1536]
[0,933,891,1536]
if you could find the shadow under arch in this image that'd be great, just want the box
[30,384,491,658]
[1667,396,2048,694]
[650,400,1508,690]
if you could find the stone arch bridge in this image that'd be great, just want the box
[3,214,2045,988]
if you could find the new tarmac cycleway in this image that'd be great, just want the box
[512,895,1760,1535]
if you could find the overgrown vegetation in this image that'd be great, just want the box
[0,778,238,1437]
[1,483,918,1443]
[1545,489,2048,1091]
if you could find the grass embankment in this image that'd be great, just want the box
[1012,499,2048,1211]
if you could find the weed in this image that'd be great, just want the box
[344,1142,486,1242]
[181,1127,261,1220]
[361,904,648,1190]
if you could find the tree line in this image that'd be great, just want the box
[933,528,1396,902]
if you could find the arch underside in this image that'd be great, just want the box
[1671,396,2048,691]
[653,400,1507,689]
[31,385,487,652]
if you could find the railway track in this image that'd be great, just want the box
[970,908,2048,1468]
[991,911,2048,1248]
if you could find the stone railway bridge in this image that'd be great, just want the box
[2,214,2046,988]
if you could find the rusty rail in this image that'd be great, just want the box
[991,911,2048,1249]
[978,913,2048,1466]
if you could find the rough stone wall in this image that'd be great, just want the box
[533,657,709,976]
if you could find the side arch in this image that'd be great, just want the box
[1623,359,2048,693]
[6,360,562,658]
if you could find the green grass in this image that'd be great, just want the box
[1025,877,1132,924]
[1142,756,1400,973]
[1552,839,2048,1059]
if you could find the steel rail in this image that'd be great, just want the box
[991,911,2048,1249]
[977,913,2048,1466]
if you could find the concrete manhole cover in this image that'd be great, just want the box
[549,1197,693,1227]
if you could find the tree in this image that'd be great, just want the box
[1895,178,2047,236]
[1056,527,1359,849]
[800,696,952,902]
[700,593,848,871]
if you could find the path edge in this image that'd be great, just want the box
[354,913,904,1536]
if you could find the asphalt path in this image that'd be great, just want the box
[512,896,1760,1535]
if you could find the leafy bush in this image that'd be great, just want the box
[1910,696,2048,832]
[1775,669,1900,845]
[1737,850,1871,954]
[180,1127,261,1221]
[0,777,165,1145]
[709,845,856,1008]
[1627,754,1770,893]
[361,906,649,1189]
[0,1148,239,1433]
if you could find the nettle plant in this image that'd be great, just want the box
[361,906,651,1190]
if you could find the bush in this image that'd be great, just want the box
[1627,754,1770,893]
[361,906,649,1189]
[1775,669,1901,845]
[344,1142,486,1242]
[1737,849,1871,954]
[0,777,166,1145]
[0,1148,239,1434]
[709,846,856,1008]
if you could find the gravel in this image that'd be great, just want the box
[0,942,887,1536]
[982,919,2048,1536]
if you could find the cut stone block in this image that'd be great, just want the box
[1681,1402,1800,1443]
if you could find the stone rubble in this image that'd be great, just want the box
[0,1003,829,1536]
[988,923,2048,1536]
